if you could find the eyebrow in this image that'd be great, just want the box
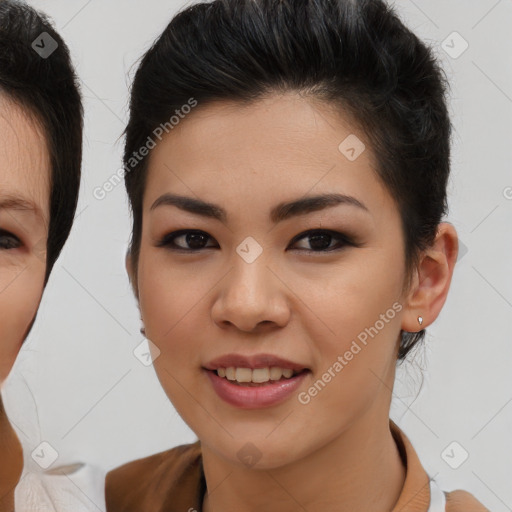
[150,192,369,224]
[0,194,44,218]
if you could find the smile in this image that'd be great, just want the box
[204,368,310,409]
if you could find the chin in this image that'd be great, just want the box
[204,432,305,470]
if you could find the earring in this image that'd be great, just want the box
[417,316,423,326]
[140,327,146,336]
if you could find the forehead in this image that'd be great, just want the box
[149,93,373,166]
[0,95,51,221]
[144,93,393,218]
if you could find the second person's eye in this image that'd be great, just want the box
[0,229,22,251]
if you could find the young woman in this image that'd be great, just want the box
[106,0,489,510]
[0,2,102,511]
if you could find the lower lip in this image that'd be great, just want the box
[204,369,310,409]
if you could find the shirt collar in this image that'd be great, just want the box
[188,419,434,512]
[390,418,432,512]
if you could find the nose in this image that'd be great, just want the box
[210,257,291,333]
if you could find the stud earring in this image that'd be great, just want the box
[417,316,423,326]
[140,327,146,336]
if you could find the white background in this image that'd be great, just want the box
[3,1,512,510]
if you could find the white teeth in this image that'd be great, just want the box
[235,368,252,382]
[252,368,270,383]
[269,367,283,380]
[282,368,293,378]
[216,366,300,383]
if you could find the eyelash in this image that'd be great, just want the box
[0,229,22,250]
[156,229,356,253]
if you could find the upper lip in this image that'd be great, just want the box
[203,353,309,372]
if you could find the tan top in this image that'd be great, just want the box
[105,420,489,512]
[0,396,23,512]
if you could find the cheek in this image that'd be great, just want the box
[137,253,228,426]
[137,254,213,370]
[139,260,197,339]
[299,253,403,350]
[0,268,44,382]
[138,261,207,426]
[298,256,403,409]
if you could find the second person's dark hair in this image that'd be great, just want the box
[0,0,83,285]
[123,0,452,361]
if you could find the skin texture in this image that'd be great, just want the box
[0,96,50,511]
[127,92,458,512]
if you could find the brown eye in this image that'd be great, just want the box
[157,230,218,251]
[0,229,21,250]
[156,228,355,254]
[289,229,353,252]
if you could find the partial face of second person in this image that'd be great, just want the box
[130,92,457,470]
[0,95,49,385]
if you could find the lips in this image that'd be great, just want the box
[205,368,310,409]
[203,353,311,409]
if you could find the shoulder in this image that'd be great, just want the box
[16,463,106,512]
[105,441,202,512]
[445,489,490,512]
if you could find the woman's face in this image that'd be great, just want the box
[0,97,49,384]
[135,92,416,468]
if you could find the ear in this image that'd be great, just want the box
[401,222,459,332]
[125,249,139,301]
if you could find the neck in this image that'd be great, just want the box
[202,408,406,512]
[0,394,23,512]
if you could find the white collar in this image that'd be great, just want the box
[428,479,447,512]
